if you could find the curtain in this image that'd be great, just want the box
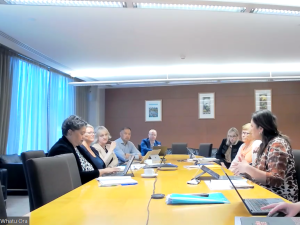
[48,71,75,149]
[6,60,49,155]
[75,85,89,121]
[6,57,76,154]
[0,47,15,155]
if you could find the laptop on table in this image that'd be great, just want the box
[132,149,161,164]
[153,146,168,157]
[196,165,243,180]
[102,155,135,177]
[220,167,284,215]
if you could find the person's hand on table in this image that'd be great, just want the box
[125,153,131,159]
[261,202,300,217]
[99,167,121,176]
[138,154,143,160]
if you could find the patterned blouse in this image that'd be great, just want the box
[253,136,298,202]
[74,147,94,172]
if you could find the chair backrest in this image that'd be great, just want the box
[199,143,213,157]
[26,153,80,211]
[292,150,300,201]
[0,181,7,220]
[21,150,46,212]
[57,154,81,189]
[171,143,188,155]
[137,145,141,152]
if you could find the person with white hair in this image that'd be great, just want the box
[140,129,161,156]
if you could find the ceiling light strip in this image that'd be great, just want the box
[69,76,300,86]
[133,3,246,12]
[4,0,126,7]
[250,8,300,16]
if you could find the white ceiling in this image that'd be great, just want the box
[1,1,300,87]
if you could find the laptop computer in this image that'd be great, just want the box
[221,167,284,215]
[196,165,243,180]
[153,146,168,157]
[132,149,161,164]
[102,155,135,177]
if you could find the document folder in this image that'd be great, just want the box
[166,193,229,205]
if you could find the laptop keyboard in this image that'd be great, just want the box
[245,199,283,212]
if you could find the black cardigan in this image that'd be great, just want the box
[48,136,99,184]
[215,138,244,167]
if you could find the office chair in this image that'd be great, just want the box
[292,150,300,201]
[171,143,188,154]
[21,150,46,212]
[26,153,81,210]
[199,143,213,157]
[0,181,7,220]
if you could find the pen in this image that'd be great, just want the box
[121,183,138,186]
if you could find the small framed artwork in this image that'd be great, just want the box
[255,90,272,111]
[198,93,215,119]
[145,100,162,122]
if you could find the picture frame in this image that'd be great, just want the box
[145,100,162,122]
[255,90,272,111]
[198,93,215,119]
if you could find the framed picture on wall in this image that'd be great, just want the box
[198,93,215,119]
[255,90,272,111]
[145,100,162,122]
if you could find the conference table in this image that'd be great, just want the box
[28,155,288,225]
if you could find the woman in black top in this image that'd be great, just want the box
[216,127,244,168]
[81,124,107,169]
[48,115,119,184]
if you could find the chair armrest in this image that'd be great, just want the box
[0,169,7,200]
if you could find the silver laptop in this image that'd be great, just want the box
[102,155,135,177]
[221,167,284,215]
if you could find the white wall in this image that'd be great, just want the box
[87,86,105,127]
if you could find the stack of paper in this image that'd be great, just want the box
[204,180,254,190]
[166,193,229,205]
[97,176,138,187]
[235,217,300,225]
[116,164,145,171]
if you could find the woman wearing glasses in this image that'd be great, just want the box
[216,127,244,168]
[229,123,261,172]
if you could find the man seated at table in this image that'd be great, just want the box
[114,127,142,164]
[140,129,161,156]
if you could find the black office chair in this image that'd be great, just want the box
[292,150,300,201]
[199,143,213,157]
[0,181,6,220]
[137,145,141,152]
[21,150,46,212]
[171,143,188,154]
[26,153,81,210]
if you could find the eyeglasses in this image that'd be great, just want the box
[86,132,95,135]
[242,132,251,135]
[228,135,237,138]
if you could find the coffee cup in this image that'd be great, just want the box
[144,168,155,175]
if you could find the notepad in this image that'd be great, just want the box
[97,176,138,187]
[166,193,229,205]
[236,217,300,225]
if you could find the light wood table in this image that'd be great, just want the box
[28,155,287,225]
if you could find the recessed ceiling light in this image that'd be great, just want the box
[133,3,246,12]
[4,0,126,7]
[250,8,300,16]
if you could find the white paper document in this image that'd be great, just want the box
[97,176,138,186]
[204,180,254,190]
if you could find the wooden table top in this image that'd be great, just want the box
[28,155,287,225]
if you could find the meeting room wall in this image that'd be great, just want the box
[105,81,300,149]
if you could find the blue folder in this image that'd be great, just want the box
[166,193,229,205]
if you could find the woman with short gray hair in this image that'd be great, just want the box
[48,115,119,184]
